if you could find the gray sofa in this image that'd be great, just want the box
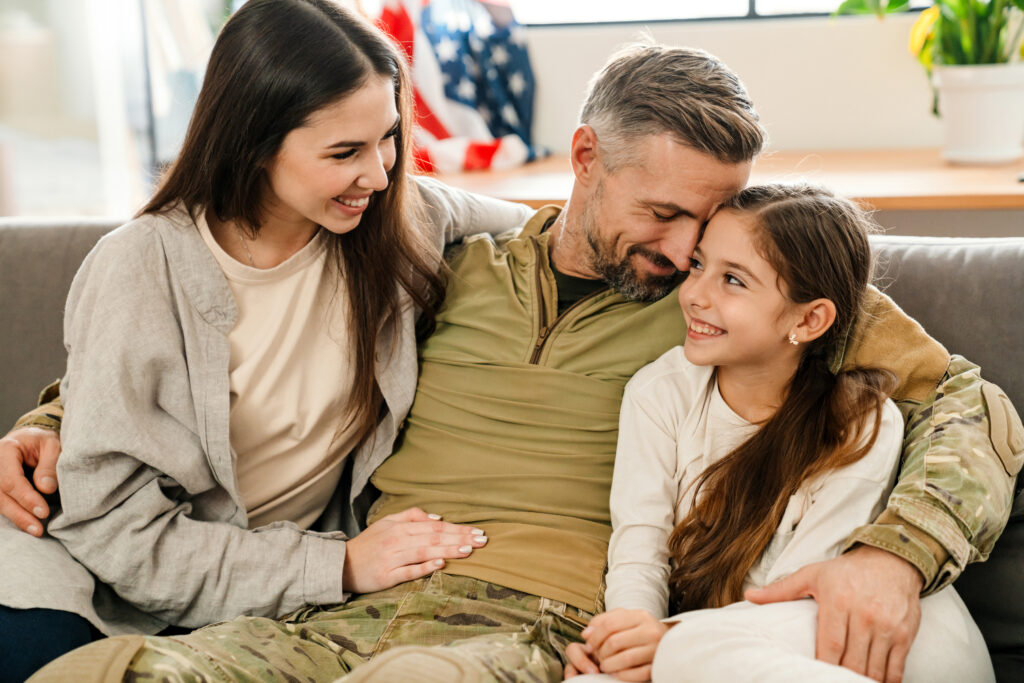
[1,218,1022,679]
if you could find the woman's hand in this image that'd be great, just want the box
[573,608,670,682]
[342,506,488,594]
[0,427,62,536]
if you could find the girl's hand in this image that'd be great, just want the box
[563,641,600,678]
[341,507,487,594]
[581,608,670,681]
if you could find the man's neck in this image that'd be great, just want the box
[545,200,600,281]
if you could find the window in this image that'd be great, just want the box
[509,1,930,25]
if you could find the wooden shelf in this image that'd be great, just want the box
[430,148,1024,211]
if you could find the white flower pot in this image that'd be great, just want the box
[932,62,1024,164]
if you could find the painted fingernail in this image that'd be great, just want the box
[473,535,487,544]
[27,524,41,536]
[428,513,442,520]
[41,477,57,490]
[33,507,46,518]
[471,528,484,535]
[459,545,472,553]
[433,559,444,567]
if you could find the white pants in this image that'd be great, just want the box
[572,588,992,683]
[641,587,993,682]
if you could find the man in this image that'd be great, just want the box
[4,44,1019,682]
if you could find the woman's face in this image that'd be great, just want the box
[262,76,400,236]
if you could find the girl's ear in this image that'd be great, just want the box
[791,298,836,344]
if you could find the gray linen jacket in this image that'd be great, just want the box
[0,177,531,635]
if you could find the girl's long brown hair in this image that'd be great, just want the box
[139,0,444,443]
[667,184,896,613]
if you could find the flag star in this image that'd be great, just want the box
[479,107,492,123]
[457,77,476,101]
[509,26,527,46]
[502,103,519,125]
[490,45,510,66]
[508,71,526,96]
[474,17,494,39]
[487,67,497,80]
[436,35,459,63]
[465,59,481,78]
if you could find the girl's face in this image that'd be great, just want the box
[678,209,805,371]
[262,76,399,236]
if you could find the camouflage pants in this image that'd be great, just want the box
[33,573,591,683]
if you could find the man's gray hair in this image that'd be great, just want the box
[579,43,766,171]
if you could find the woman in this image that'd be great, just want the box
[0,1,528,679]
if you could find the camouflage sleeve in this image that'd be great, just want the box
[11,379,64,433]
[843,357,1023,594]
[833,288,1023,594]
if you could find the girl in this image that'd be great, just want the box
[565,185,992,682]
[0,0,528,678]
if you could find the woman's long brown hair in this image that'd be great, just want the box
[138,0,444,444]
[667,184,896,613]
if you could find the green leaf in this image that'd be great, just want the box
[885,0,911,12]
[834,0,875,16]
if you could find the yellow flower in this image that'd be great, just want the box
[909,5,939,57]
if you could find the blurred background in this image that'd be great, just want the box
[0,1,986,220]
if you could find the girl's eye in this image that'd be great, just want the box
[383,125,400,140]
[725,273,745,287]
[688,257,703,271]
[331,149,356,160]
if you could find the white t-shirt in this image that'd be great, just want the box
[605,345,904,618]
[199,217,361,529]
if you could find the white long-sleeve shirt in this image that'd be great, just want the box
[605,346,904,618]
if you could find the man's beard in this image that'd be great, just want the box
[581,190,682,302]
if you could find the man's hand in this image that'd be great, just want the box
[745,545,924,683]
[342,507,488,594]
[0,427,62,536]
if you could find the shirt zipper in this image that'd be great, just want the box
[529,238,609,365]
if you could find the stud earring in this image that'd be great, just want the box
[788,333,799,346]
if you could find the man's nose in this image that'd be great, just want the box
[662,224,701,271]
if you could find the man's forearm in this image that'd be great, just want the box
[844,356,1022,593]
[11,379,63,433]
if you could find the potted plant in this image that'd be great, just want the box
[837,0,1024,164]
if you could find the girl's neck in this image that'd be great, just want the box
[207,209,318,269]
[716,356,800,424]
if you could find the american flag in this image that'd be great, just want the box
[376,0,544,172]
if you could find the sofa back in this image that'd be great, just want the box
[0,219,122,429]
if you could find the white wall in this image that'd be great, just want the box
[524,13,942,154]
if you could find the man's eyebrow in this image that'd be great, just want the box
[326,116,401,149]
[642,201,697,219]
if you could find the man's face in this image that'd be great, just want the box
[580,134,751,301]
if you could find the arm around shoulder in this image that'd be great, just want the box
[412,174,532,246]
[846,356,1022,593]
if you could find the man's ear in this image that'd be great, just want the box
[569,125,601,187]
[792,298,837,344]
